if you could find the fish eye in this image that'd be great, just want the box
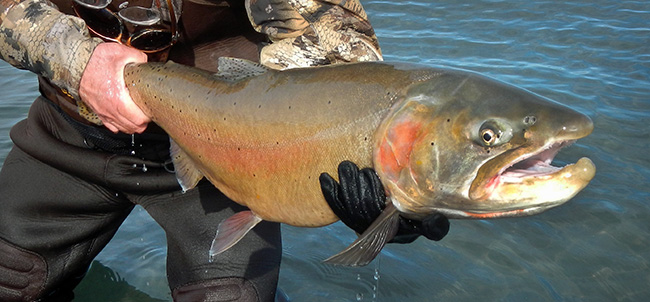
[480,128,497,145]
[477,120,512,147]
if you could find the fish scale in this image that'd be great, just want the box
[123,58,594,266]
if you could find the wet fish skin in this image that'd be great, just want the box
[124,60,431,227]
[123,59,595,266]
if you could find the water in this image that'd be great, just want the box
[1,0,648,300]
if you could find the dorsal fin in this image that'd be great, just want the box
[214,57,269,82]
[170,139,204,192]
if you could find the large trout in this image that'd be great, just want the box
[124,58,595,266]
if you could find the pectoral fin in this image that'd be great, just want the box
[324,202,400,267]
[209,211,263,262]
[170,139,204,192]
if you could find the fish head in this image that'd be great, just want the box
[374,68,595,219]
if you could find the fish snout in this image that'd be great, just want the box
[552,110,594,140]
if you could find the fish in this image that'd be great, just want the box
[123,58,595,266]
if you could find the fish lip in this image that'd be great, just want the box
[468,137,594,209]
[472,139,575,199]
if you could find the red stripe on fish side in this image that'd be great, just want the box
[377,120,421,182]
[462,209,524,219]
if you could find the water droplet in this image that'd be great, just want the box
[357,274,361,281]
[356,293,363,301]
[136,182,140,186]
[142,164,148,172]
[132,164,138,168]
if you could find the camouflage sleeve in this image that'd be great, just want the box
[0,0,101,101]
[245,0,383,70]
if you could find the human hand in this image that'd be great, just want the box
[79,42,150,133]
[319,161,450,243]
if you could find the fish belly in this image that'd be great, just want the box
[124,62,407,226]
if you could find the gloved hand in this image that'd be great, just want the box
[319,161,449,244]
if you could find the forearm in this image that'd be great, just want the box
[0,0,101,100]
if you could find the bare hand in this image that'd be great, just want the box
[79,42,150,133]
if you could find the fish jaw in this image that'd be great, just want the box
[464,117,596,218]
[462,145,595,218]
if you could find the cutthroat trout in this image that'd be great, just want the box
[124,58,595,266]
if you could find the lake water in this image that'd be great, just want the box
[1,0,648,301]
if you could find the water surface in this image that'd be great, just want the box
[1,0,648,301]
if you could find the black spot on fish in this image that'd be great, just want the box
[223,117,227,121]
[447,119,451,122]
[431,142,435,146]
[258,105,262,109]
[237,147,241,151]
[288,106,292,109]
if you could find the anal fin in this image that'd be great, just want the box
[324,202,400,267]
[209,211,263,262]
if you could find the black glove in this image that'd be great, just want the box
[319,161,449,244]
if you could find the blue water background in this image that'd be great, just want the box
[0,0,648,301]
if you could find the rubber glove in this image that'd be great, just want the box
[319,161,449,243]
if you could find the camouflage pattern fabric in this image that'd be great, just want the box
[247,0,383,69]
[0,0,382,124]
[0,0,100,102]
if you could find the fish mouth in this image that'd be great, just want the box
[499,140,573,183]
[465,140,596,218]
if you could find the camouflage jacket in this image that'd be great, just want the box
[0,0,382,125]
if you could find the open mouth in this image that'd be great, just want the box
[499,140,575,183]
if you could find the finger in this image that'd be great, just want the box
[319,172,350,222]
[103,122,120,134]
[357,168,384,223]
[421,214,450,241]
[337,161,361,213]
